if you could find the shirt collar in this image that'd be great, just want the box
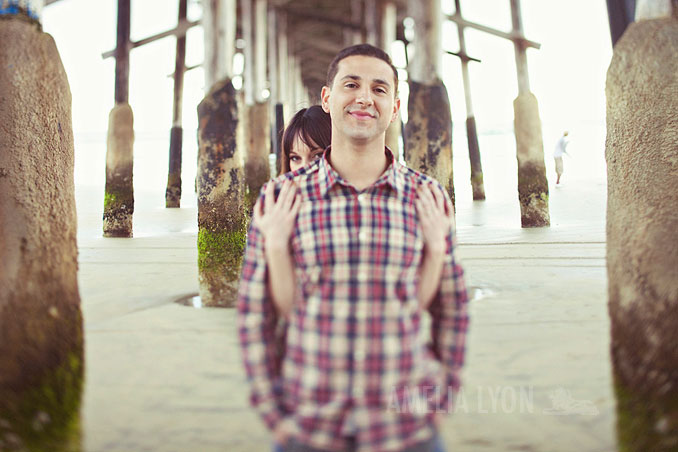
[318,146,400,198]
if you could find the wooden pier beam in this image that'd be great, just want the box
[165,0,188,208]
[104,0,135,237]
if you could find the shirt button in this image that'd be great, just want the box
[358,194,368,204]
[359,231,368,242]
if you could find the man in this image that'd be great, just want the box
[553,131,570,185]
[238,44,469,452]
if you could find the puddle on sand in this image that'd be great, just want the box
[174,293,202,308]
[470,286,495,301]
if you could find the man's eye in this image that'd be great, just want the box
[345,83,357,88]
[375,87,386,94]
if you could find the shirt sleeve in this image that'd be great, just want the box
[427,189,470,410]
[237,185,285,431]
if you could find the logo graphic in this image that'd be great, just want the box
[542,388,599,416]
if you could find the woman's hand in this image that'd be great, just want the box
[415,183,454,309]
[253,180,301,250]
[415,183,453,257]
[253,180,301,319]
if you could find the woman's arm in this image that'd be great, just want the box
[252,180,301,318]
[415,183,454,309]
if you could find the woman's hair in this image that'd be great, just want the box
[280,105,331,174]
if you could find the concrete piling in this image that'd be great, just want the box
[0,13,83,449]
[197,79,247,307]
[606,7,678,450]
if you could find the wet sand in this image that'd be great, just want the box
[75,133,615,451]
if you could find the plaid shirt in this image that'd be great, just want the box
[237,148,469,452]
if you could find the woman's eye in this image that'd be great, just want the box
[290,156,301,162]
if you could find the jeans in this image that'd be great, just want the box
[273,433,446,452]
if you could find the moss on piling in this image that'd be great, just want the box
[197,226,247,281]
[0,350,83,452]
[103,181,134,237]
[614,375,678,452]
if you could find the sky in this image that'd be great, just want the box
[41,0,613,198]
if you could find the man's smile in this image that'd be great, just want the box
[347,109,376,120]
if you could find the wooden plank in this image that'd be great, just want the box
[114,0,131,104]
[102,19,200,59]
[254,0,267,103]
[172,0,187,126]
[267,7,278,104]
[409,0,442,83]
[243,0,254,105]
[510,0,530,94]
[446,12,541,49]
[445,50,481,63]
[203,0,236,88]
[278,5,363,31]
[277,11,289,112]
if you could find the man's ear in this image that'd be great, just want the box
[391,97,401,123]
[321,86,331,113]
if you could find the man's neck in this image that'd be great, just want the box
[328,136,389,191]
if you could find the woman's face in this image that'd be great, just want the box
[288,135,323,172]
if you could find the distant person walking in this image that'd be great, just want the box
[553,131,570,185]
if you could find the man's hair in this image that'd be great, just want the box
[326,44,398,93]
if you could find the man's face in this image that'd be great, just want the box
[321,55,400,143]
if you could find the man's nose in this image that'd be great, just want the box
[355,87,373,105]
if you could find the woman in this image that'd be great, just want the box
[254,106,452,319]
[279,105,332,174]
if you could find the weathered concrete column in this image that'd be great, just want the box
[511,0,549,227]
[380,0,402,160]
[198,0,246,307]
[165,0,188,208]
[405,0,455,205]
[454,0,485,200]
[104,104,134,236]
[277,11,289,120]
[246,102,270,207]
[104,0,134,237]
[606,5,678,450]
[243,0,270,209]
[0,7,83,450]
[513,93,548,227]
[268,7,284,174]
